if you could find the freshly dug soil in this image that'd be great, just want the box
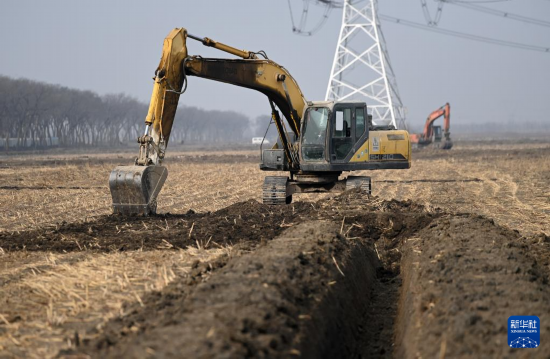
[63,221,380,358]
[0,191,434,256]
[3,191,548,358]
[56,193,439,359]
[0,200,315,253]
[395,214,550,358]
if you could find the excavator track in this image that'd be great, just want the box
[345,176,372,195]
[262,176,291,205]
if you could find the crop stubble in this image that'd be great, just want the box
[0,141,549,358]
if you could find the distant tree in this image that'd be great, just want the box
[0,76,258,150]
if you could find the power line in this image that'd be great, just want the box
[440,0,550,27]
[380,14,550,53]
[285,1,550,53]
[287,0,334,36]
[421,0,445,26]
[450,0,512,3]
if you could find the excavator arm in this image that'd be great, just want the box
[136,28,187,166]
[110,27,308,215]
[183,56,307,165]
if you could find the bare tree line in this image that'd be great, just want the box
[0,76,253,150]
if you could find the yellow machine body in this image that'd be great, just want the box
[350,130,411,165]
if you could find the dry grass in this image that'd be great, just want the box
[1,146,548,236]
[0,163,112,231]
[0,247,227,358]
[0,151,265,232]
[0,142,548,357]
[368,154,550,236]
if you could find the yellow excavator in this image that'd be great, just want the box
[109,28,411,215]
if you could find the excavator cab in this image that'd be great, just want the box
[261,100,409,204]
[300,102,370,165]
[433,125,442,143]
[264,102,371,168]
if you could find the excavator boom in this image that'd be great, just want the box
[184,58,305,133]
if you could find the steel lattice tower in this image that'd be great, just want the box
[325,0,406,129]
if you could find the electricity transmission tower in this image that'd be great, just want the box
[325,0,406,129]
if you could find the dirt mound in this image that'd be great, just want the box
[0,200,315,253]
[396,214,550,358]
[0,192,433,256]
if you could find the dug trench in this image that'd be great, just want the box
[55,192,434,359]
[3,192,550,358]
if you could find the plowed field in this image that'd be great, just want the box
[0,140,549,358]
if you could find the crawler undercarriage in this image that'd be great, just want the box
[262,174,371,205]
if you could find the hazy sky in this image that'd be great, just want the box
[1,0,549,129]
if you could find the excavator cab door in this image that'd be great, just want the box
[330,104,368,163]
[331,106,353,162]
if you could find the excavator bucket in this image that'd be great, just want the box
[441,140,453,150]
[109,165,168,215]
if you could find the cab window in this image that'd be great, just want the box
[301,107,329,161]
[355,108,365,140]
[334,108,351,138]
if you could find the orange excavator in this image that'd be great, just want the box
[410,103,452,149]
